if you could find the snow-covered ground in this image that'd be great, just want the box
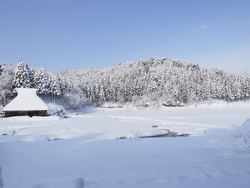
[1,101,250,188]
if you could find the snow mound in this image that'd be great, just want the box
[209,118,250,150]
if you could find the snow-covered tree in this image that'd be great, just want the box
[34,67,49,96]
[1,57,250,109]
[63,87,91,110]
[13,61,31,89]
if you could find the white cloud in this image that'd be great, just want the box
[194,24,208,31]
[201,24,207,29]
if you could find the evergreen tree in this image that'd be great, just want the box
[34,67,49,96]
[13,61,25,89]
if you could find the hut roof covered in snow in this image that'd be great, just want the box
[3,88,49,112]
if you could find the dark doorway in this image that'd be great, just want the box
[28,111,39,117]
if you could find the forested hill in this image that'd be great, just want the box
[1,57,250,109]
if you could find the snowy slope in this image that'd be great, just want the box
[209,118,250,150]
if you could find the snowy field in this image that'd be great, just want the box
[1,102,250,188]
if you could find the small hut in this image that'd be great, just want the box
[2,88,49,117]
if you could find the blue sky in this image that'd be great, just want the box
[0,0,249,72]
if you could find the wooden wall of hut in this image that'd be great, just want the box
[4,111,47,117]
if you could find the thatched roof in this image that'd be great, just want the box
[3,88,49,111]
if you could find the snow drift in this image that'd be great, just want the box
[210,118,250,150]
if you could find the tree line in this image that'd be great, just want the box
[1,57,250,110]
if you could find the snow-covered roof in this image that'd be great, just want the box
[3,88,49,111]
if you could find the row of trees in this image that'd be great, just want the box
[0,61,63,107]
[1,57,250,110]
